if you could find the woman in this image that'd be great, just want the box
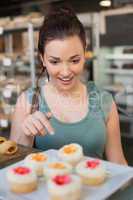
[10,6,127,165]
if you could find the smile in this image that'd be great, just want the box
[58,77,74,85]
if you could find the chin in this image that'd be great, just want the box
[57,79,76,92]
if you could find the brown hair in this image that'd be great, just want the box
[31,4,86,113]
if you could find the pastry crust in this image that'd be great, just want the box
[0,136,7,144]
[8,181,37,193]
[0,140,18,155]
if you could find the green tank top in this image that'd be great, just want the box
[26,81,113,158]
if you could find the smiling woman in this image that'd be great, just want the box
[42,36,85,92]
[10,4,127,165]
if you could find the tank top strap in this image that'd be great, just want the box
[87,81,105,121]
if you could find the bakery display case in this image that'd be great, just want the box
[0,13,44,136]
[97,46,133,138]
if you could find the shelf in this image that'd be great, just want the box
[103,85,124,93]
[0,24,40,35]
[104,69,133,75]
[104,54,133,60]
[121,134,133,139]
[119,114,133,122]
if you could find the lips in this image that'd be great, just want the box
[58,76,73,85]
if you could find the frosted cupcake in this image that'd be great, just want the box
[43,161,72,179]
[24,152,48,176]
[47,174,82,200]
[6,166,37,193]
[76,159,107,185]
[58,143,83,166]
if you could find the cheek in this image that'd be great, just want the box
[45,63,59,76]
[72,61,84,74]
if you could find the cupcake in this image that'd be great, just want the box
[6,166,37,193]
[76,159,107,185]
[58,143,83,166]
[43,161,72,179]
[47,174,82,200]
[24,152,48,176]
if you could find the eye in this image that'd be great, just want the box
[49,60,59,65]
[71,59,80,64]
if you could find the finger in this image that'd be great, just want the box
[22,124,32,136]
[45,112,52,120]
[33,111,55,135]
[25,120,38,136]
[23,121,46,136]
[39,127,47,136]
[31,116,45,134]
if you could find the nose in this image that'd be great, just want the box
[60,63,70,77]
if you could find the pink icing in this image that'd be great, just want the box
[53,175,72,185]
[86,159,100,169]
[13,166,31,175]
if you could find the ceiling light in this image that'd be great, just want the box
[100,0,111,7]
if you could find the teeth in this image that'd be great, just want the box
[60,78,72,81]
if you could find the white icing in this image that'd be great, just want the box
[6,166,37,184]
[58,143,83,163]
[76,160,106,178]
[43,161,72,178]
[24,153,48,175]
[47,174,81,195]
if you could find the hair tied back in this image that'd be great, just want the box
[48,5,75,18]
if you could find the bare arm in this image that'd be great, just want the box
[10,91,54,147]
[10,92,34,147]
[105,101,127,165]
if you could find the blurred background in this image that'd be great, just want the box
[0,0,133,165]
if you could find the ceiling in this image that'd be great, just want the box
[0,0,130,18]
[0,0,114,17]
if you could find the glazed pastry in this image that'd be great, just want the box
[43,161,72,179]
[0,136,7,144]
[24,152,48,176]
[0,140,18,155]
[58,143,84,166]
[47,174,82,200]
[76,159,107,185]
[6,166,38,193]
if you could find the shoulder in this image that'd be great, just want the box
[87,81,114,121]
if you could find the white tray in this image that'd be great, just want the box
[0,149,133,200]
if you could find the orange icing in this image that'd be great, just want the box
[31,153,47,162]
[63,145,77,154]
[49,162,65,169]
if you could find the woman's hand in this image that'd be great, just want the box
[22,111,55,137]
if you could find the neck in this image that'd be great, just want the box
[49,80,84,98]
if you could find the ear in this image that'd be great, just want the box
[39,54,46,67]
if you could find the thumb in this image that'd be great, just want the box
[45,112,52,119]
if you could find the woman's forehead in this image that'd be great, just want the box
[44,36,84,58]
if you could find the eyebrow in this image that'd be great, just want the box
[48,55,81,60]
